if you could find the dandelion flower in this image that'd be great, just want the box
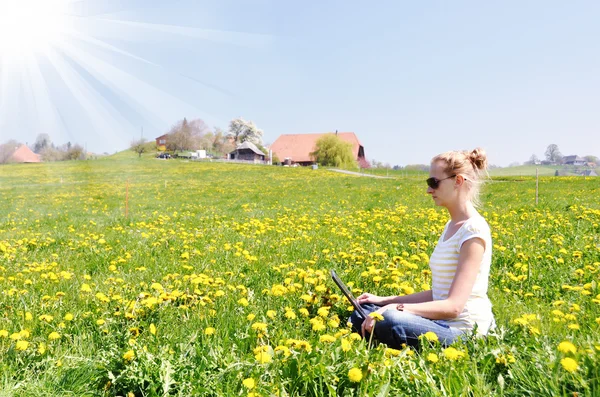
[427,353,439,363]
[558,341,577,354]
[368,312,384,322]
[348,367,363,383]
[48,332,60,341]
[64,313,74,321]
[319,334,336,343]
[560,357,578,373]
[149,323,157,335]
[204,327,216,336]
[15,340,29,351]
[242,378,255,389]
[251,322,267,332]
[0,330,8,338]
[443,347,465,361]
[123,350,135,361]
[422,331,439,343]
[341,338,352,352]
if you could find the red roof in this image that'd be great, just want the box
[270,132,365,163]
[10,145,41,163]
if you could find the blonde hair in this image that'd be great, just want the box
[432,147,488,207]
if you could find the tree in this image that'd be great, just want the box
[0,140,20,164]
[584,155,598,164]
[63,143,85,160]
[227,117,263,145]
[166,118,208,152]
[33,133,52,153]
[130,138,148,158]
[527,154,539,165]
[310,134,356,168]
[545,144,562,163]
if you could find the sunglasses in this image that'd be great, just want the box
[426,175,456,189]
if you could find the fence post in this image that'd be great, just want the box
[535,168,539,205]
[125,179,130,217]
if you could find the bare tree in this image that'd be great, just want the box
[130,138,148,158]
[0,140,20,164]
[33,133,52,153]
[545,144,562,163]
[166,117,209,152]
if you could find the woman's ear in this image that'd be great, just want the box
[455,175,465,186]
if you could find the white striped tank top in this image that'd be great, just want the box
[429,215,495,335]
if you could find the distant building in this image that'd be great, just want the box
[228,141,266,162]
[270,132,368,167]
[582,170,597,177]
[562,155,586,166]
[10,145,41,163]
[155,134,168,151]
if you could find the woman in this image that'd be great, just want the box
[350,148,494,348]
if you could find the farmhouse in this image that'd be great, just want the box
[10,145,41,163]
[562,155,586,166]
[228,141,266,163]
[269,132,368,167]
[155,134,168,151]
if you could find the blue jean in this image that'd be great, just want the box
[349,303,465,349]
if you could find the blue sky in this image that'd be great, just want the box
[0,0,598,166]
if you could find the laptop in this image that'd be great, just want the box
[330,269,367,319]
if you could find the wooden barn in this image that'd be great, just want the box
[228,141,266,163]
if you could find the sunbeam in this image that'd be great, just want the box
[0,0,275,152]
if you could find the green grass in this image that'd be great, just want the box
[0,158,598,396]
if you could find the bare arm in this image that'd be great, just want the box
[361,238,485,335]
[357,290,433,306]
[401,238,485,319]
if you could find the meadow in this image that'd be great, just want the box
[0,156,599,396]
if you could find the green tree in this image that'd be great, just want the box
[310,134,356,168]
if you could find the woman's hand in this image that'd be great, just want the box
[361,304,395,336]
[356,292,385,305]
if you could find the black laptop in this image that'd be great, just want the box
[330,269,367,319]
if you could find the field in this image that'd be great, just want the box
[0,156,599,396]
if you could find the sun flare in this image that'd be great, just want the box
[0,0,70,57]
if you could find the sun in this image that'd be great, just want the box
[0,0,71,58]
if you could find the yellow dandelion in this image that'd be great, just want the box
[48,332,60,341]
[368,312,384,322]
[427,353,439,363]
[560,357,578,373]
[341,338,352,352]
[558,341,577,354]
[15,340,29,351]
[319,334,336,343]
[204,327,216,336]
[149,323,157,335]
[443,347,465,361]
[251,322,267,332]
[422,331,439,343]
[242,378,256,389]
[123,350,135,361]
[64,313,74,321]
[348,367,363,383]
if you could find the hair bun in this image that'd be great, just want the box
[469,148,488,170]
